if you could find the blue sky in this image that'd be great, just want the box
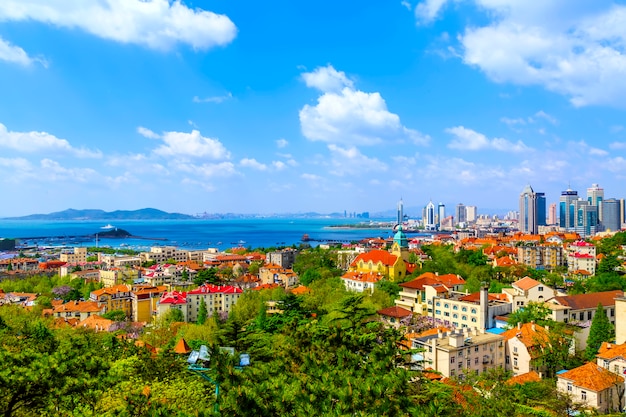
[1,0,626,217]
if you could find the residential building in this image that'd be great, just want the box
[516,244,564,271]
[567,241,597,275]
[617,297,626,345]
[346,246,406,282]
[342,271,383,293]
[502,277,559,312]
[53,300,104,321]
[59,247,87,264]
[259,263,299,288]
[99,270,120,287]
[377,306,412,329]
[597,342,626,376]
[395,272,465,315]
[98,253,141,269]
[90,284,133,319]
[413,327,505,379]
[156,291,188,322]
[431,288,511,330]
[132,285,167,323]
[186,284,243,322]
[501,322,550,377]
[556,362,624,414]
[465,205,477,223]
[267,249,297,269]
[141,246,189,264]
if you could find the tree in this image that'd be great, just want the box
[585,303,615,361]
[181,268,189,282]
[506,302,551,327]
[102,309,127,322]
[197,298,208,325]
[165,308,185,323]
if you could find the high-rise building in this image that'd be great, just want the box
[559,188,578,230]
[536,193,546,226]
[519,185,539,234]
[602,199,621,232]
[424,201,436,230]
[438,202,445,229]
[621,199,626,229]
[397,198,404,226]
[573,200,598,237]
[466,205,477,223]
[587,183,604,221]
[548,203,557,225]
[455,203,466,226]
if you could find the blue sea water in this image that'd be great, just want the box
[0,218,400,251]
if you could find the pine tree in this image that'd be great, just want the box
[197,298,208,325]
[585,303,615,361]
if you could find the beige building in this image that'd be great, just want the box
[90,284,133,319]
[616,297,626,345]
[59,247,87,264]
[502,277,559,312]
[516,244,564,271]
[413,327,505,379]
[140,246,189,264]
[99,270,119,287]
[267,249,297,269]
[395,272,465,315]
[431,288,512,330]
[501,322,550,377]
[557,362,624,414]
[98,253,141,269]
[53,300,104,321]
[597,342,626,376]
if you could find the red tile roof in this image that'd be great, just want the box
[377,306,412,318]
[597,342,626,360]
[513,277,541,291]
[341,271,384,284]
[187,284,243,295]
[549,290,623,310]
[558,362,624,392]
[159,291,187,305]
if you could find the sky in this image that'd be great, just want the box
[1,0,626,217]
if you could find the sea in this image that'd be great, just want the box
[0,217,405,252]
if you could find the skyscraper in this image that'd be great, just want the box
[559,188,578,230]
[602,199,621,232]
[519,185,538,234]
[548,203,557,225]
[466,206,477,223]
[455,203,466,226]
[397,198,404,226]
[536,193,546,226]
[587,183,604,221]
[438,202,445,229]
[573,200,598,237]
[424,201,436,230]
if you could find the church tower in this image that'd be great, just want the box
[391,225,410,262]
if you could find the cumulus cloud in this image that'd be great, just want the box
[276,138,288,148]
[177,161,237,178]
[415,0,449,24]
[0,0,237,51]
[40,158,98,182]
[272,161,286,170]
[449,1,626,107]
[445,126,531,152]
[149,129,230,160]
[0,123,101,158]
[240,158,267,171]
[300,65,429,146]
[327,144,388,176]
[137,126,160,139]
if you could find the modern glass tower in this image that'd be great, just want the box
[559,188,578,230]
[519,185,538,234]
[587,183,604,221]
[602,198,621,232]
[455,203,466,226]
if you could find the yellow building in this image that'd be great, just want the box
[90,284,133,319]
[60,247,87,264]
[132,285,167,323]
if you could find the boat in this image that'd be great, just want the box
[101,224,115,230]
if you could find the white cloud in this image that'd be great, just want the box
[446,126,531,152]
[301,65,354,93]
[301,173,322,181]
[177,161,237,178]
[0,157,33,173]
[137,126,160,139]
[0,123,101,158]
[272,161,286,170]
[454,2,626,107]
[401,1,413,11]
[0,36,46,67]
[415,0,449,24]
[610,142,626,150]
[589,147,608,156]
[327,144,388,176]
[152,129,230,160]
[40,158,97,182]
[0,0,237,51]
[240,158,267,171]
[500,117,526,126]
[192,92,232,103]
[300,65,430,146]
[533,110,558,125]
[276,138,288,148]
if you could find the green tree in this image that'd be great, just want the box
[506,302,551,327]
[585,303,615,361]
[181,267,189,281]
[102,309,127,322]
[197,298,208,325]
[165,308,185,323]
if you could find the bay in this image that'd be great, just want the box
[0,218,398,251]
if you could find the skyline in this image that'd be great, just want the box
[2,1,626,217]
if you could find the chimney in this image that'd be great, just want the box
[532,323,536,332]
[480,287,489,330]
[607,343,612,349]
[437,328,443,339]
[517,322,521,330]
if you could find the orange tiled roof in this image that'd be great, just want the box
[351,250,398,268]
[458,291,508,303]
[513,277,541,291]
[341,271,384,284]
[53,300,102,314]
[494,256,517,267]
[558,362,624,392]
[290,285,310,295]
[78,314,114,331]
[91,284,130,298]
[501,322,549,348]
[506,371,541,385]
[173,337,192,354]
[597,342,626,360]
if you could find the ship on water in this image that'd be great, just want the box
[101,224,115,230]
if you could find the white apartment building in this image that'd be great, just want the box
[141,246,189,264]
[59,247,87,264]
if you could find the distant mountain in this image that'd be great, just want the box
[4,208,194,221]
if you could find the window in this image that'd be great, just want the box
[436,302,440,307]
[611,308,615,317]
[444,312,450,317]
[538,286,543,292]
[471,308,477,314]
[579,312,584,320]
[435,310,441,315]
[567,383,572,392]
[587,311,592,320]
[453,305,458,310]
[474,346,479,352]
[451,357,455,364]
[444,303,449,308]
[513,346,518,353]
[459,350,464,357]
[471,318,477,323]
[462,307,467,312]
[581,391,587,401]
[453,313,458,319]
[474,357,479,365]
[614,364,619,373]
[462,315,467,321]
[450,369,455,376]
